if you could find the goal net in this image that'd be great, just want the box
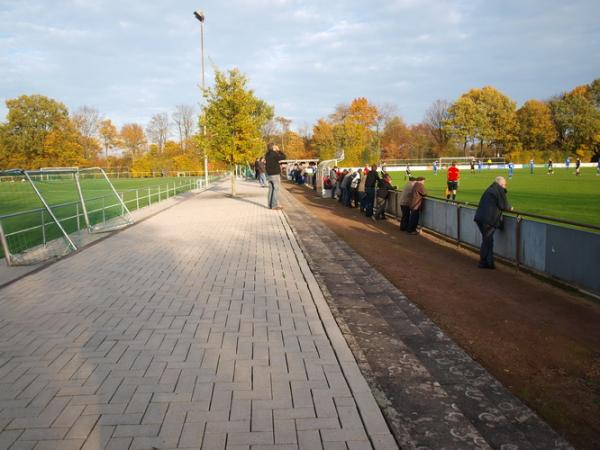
[0,167,133,266]
[439,156,505,167]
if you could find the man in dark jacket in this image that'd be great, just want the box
[474,176,513,269]
[406,177,427,234]
[373,174,397,220]
[364,164,381,217]
[265,143,286,209]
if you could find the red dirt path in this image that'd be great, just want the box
[284,182,600,450]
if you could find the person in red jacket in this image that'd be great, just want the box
[446,161,460,201]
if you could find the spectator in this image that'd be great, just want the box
[329,166,339,197]
[336,169,347,202]
[340,169,354,207]
[350,169,362,207]
[373,174,397,220]
[406,177,427,234]
[474,176,512,269]
[364,164,381,217]
[265,143,286,209]
[399,176,416,231]
[358,169,368,212]
[257,157,267,187]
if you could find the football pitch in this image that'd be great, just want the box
[389,167,600,227]
[0,176,202,258]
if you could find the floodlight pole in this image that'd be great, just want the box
[194,9,209,188]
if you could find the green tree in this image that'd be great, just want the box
[199,68,273,196]
[550,86,600,158]
[517,99,557,153]
[0,94,82,168]
[446,86,518,157]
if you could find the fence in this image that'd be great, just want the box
[0,176,221,262]
[384,191,600,296]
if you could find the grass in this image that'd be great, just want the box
[0,175,202,258]
[389,167,600,227]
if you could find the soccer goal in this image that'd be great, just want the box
[0,167,134,266]
[439,156,505,168]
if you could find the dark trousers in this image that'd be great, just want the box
[407,209,420,232]
[365,187,376,217]
[349,188,358,207]
[359,192,367,210]
[341,188,350,206]
[476,222,496,267]
[400,205,410,231]
[375,197,387,219]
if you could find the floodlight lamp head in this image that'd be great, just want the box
[194,10,205,22]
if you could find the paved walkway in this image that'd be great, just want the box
[0,181,396,450]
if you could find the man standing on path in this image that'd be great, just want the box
[364,164,381,217]
[406,177,427,234]
[265,143,286,209]
[399,176,416,231]
[474,176,513,269]
[446,161,460,201]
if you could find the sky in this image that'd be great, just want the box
[1,0,599,132]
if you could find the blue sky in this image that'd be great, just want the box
[1,0,599,131]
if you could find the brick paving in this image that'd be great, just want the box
[0,180,397,450]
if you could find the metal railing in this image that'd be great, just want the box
[384,191,600,296]
[0,176,221,262]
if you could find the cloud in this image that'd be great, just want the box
[1,0,599,129]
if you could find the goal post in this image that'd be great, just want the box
[0,167,135,266]
[0,168,78,266]
[77,167,134,233]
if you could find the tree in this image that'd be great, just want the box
[275,116,292,150]
[339,97,379,165]
[445,95,478,155]
[381,116,411,160]
[424,99,451,154]
[517,100,557,152]
[550,86,600,157]
[0,94,83,168]
[282,131,308,159]
[98,119,119,159]
[446,86,518,156]
[120,123,146,159]
[199,68,273,196]
[312,119,336,160]
[409,124,436,160]
[71,106,101,160]
[172,105,195,151]
[146,113,170,153]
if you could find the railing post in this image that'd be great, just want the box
[136,189,140,210]
[516,215,522,269]
[102,197,106,224]
[41,210,46,245]
[0,222,12,267]
[76,203,80,231]
[158,185,161,202]
[120,193,124,215]
[148,187,152,205]
[456,203,461,246]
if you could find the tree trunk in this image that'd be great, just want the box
[231,168,237,197]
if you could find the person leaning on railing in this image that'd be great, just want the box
[399,176,416,231]
[474,176,513,269]
[406,177,427,234]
